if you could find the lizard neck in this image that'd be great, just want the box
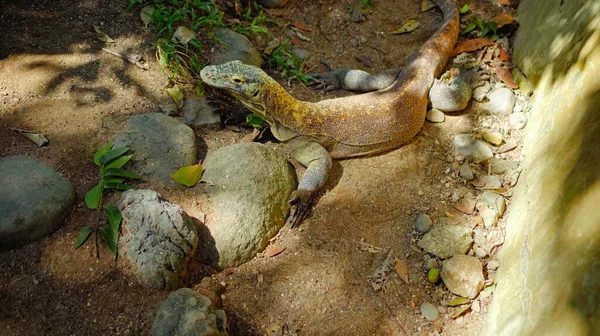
[257,81,319,132]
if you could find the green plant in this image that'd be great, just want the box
[246,113,265,128]
[461,18,499,40]
[266,42,314,84]
[232,4,271,36]
[75,143,141,258]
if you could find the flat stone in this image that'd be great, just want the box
[480,191,506,216]
[421,302,440,321]
[201,143,297,268]
[290,46,309,60]
[0,155,75,251]
[151,288,227,336]
[119,190,198,289]
[182,97,221,129]
[459,164,474,180]
[454,193,477,214]
[416,214,433,233]
[426,108,446,123]
[474,175,503,189]
[418,225,473,259]
[473,83,491,102]
[114,113,197,189]
[490,157,519,175]
[441,255,485,298]
[479,88,516,115]
[454,134,493,163]
[510,112,528,129]
[211,28,262,67]
[483,132,503,146]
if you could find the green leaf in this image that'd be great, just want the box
[448,297,470,306]
[104,204,122,232]
[459,4,470,14]
[104,168,142,179]
[74,226,93,248]
[170,163,203,187]
[488,21,498,34]
[246,113,264,128]
[103,177,126,184]
[103,154,132,171]
[100,224,119,258]
[461,22,477,35]
[85,181,104,209]
[94,142,113,166]
[99,147,129,166]
[104,182,135,191]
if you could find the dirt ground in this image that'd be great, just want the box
[0,0,518,335]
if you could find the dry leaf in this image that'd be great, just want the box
[498,48,510,61]
[290,21,312,32]
[394,258,410,284]
[495,0,511,6]
[391,18,420,34]
[93,25,115,43]
[452,305,471,318]
[264,8,286,17]
[451,38,495,56]
[495,65,518,88]
[491,13,516,28]
[448,297,470,306]
[291,36,302,47]
[295,30,311,42]
[356,55,373,68]
[265,245,285,258]
[165,85,184,107]
[421,0,436,11]
[370,251,394,291]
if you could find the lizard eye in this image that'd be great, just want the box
[231,76,244,84]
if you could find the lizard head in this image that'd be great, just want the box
[200,60,276,117]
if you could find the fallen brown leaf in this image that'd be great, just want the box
[491,13,516,28]
[394,258,410,284]
[498,48,510,61]
[290,21,313,32]
[291,36,302,47]
[495,0,511,6]
[265,245,286,258]
[495,65,518,88]
[452,38,495,56]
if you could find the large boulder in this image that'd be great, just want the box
[0,155,74,251]
[118,190,198,289]
[200,143,296,268]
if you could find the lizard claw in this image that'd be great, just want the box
[286,189,314,228]
[307,69,347,92]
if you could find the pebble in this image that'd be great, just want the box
[182,97,221,129]
[479,87,516,115]
[454,134,493,163]
[487,260,500,270]
[437,306,446,314]
[420,302,440,321]
[510,112,528,129]
[473,229,486,247]
[480,191,506,216]
[490,157,519,175]
[474,175,502,189]
[441,255,485,299]
[474,245,488,258]
[291,46,309,60]
[426,258,439,270]
[426,108,446,123]
[472,83,491,102]
[416,214,433,233]
[479,206,498,228]
[483,132,503,146]
[459,164,474,180]
[454,192,477,214]
[471,299,481,313]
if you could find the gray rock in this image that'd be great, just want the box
[0,155,75,251]
[415,214,433,233]
[182,97,221,129]
[454,134,493,163]
[480,191,506,217]
[119,190,198,290]
[426,258,439,270]
[474,175,502,189]
[473,83,491,102]
[211,28,262,67]
[479,205,498,228]
[483,132,503,146]
[290,46,309,60]
[114,113,197,189]
[160,103,179,116]
[421,302,439,321]
[490,157,519,175]
[151,288,227,336]
[509,112,528,129]
[201,143,297,268]
[459,164,474,180]
[441,255,485,298]
[426,108,445,123]
[479,88,516,115]
[257,0,288,8]
[418,225,473,259]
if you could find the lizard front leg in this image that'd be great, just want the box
[310,66,401,92]
[285,136,333,228]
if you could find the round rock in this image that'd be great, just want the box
[459,164,474,180]
[151,288,227,336]
[200,143,297,268]
[426,108,445,123]
[420,302,439,321]
[441,255,485,299]
[182,97,221,129]
[483,132,503,146]
[415,214,433,233]
[454,134,493,163]
[509,112,528,129]
[0,155,75,251]
[417,225,473,259]
[114,113,197,189]
[479,87,516,115]
[211,28,262,67]
[119,190,198,289]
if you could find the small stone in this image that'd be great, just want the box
[483,132,503,146]
[212,28,262,67]
[459,164,474,180]
[487,260,500,270]
[510,112,527,129]
[418,225,473,259]
[290,46,309,60]
[454,134,493,163]
[490,157,519,175]
[420,302,440,321]
[426,108,446,123]
[159,102,178,116]
[479,206,498,228]
[426,258,439,270]
[417,189,425,196]
[474,175,502,189]
[473,83,491,102]
[437,306,446,314]
[479,88,516,115]
[474,245,487,258]
[441,255,485,298]
[416,214,433,233]
[454,193,477,214]
[480,191,506,216]
[473,229,486,247]
[471,299,481,313]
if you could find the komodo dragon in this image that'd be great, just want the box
[200,0,477,227]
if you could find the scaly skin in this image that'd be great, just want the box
[201,0,461,227]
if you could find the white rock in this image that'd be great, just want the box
[510,112,528,129]
[426,108,446,123]
[479,88,516,115]
[441,255,485,299]
[483,132,503,146]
